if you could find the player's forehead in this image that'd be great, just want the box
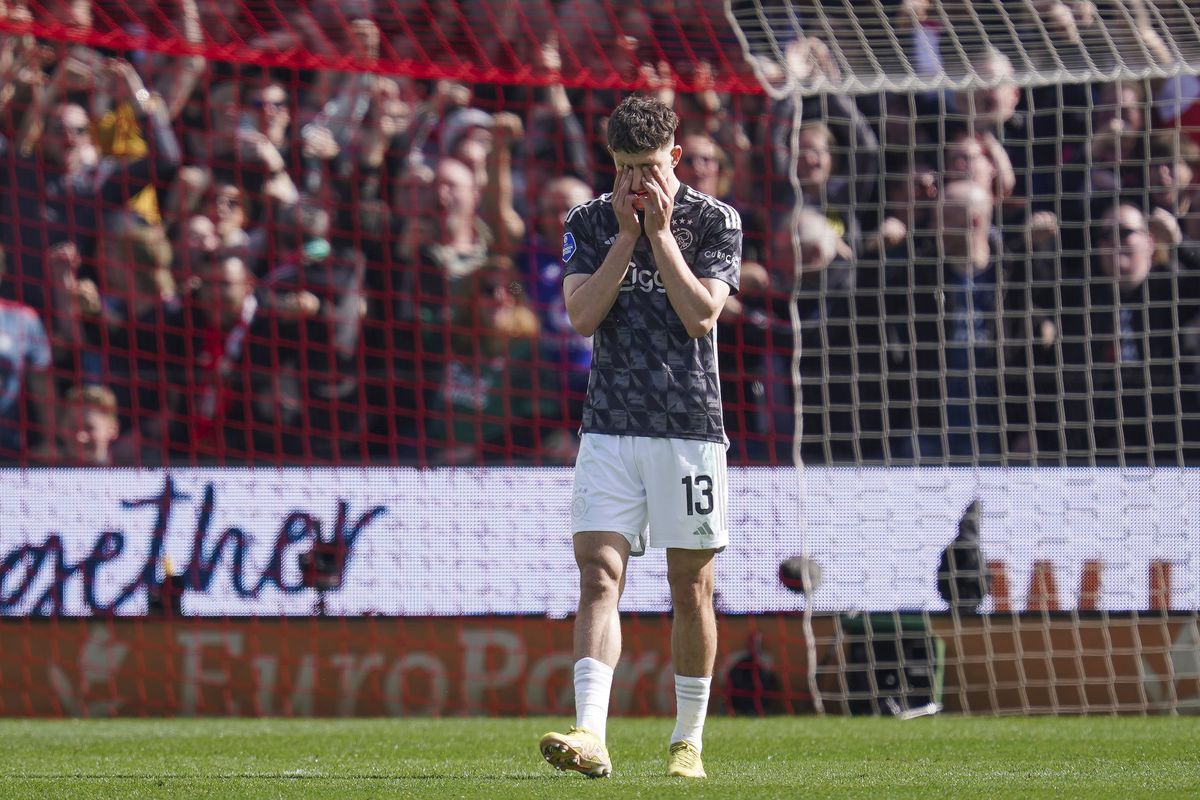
[609,144,673,167]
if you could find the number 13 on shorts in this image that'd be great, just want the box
[670,459,726,550]
[681,474,714,516]
[571,434,728,555]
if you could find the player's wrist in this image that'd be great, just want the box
[647,229,676,248]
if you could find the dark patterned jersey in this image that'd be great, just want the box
[562,183,742,444]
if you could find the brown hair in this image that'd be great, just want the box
[606,95,678,154]
[798,121,834,150]
[61,385,118,418]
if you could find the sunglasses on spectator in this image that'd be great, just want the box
[1097,225,1145,241]
[49,123,88,135]
[681,154,719,167]
[250,98,286,110]
[478,279,516,295]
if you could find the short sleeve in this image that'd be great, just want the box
[561,206,602,279]
[23,311,51,371]
[693,212,742,295]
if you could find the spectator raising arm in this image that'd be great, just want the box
[484,111,526,255]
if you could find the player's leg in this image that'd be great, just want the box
[572,530,631,735]
[665,546,716,778]
[643,436,728,778]
[540,434,646,777]
[540,535,633,778]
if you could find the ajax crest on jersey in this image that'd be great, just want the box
[562,231,577,263]
[673,227,694,250]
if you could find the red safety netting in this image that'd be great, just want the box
[3,1,1200,725]
[0,0,801,467]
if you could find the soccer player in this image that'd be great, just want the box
[538,95,741,779]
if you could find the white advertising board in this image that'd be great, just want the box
[0,467,1195,615]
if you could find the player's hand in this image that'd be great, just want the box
[640,164,674,238]
[611,166,641,236]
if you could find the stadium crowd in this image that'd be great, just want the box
[1,0,1198,466]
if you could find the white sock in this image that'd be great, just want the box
[670,674,712,751]
[574,657,614,744]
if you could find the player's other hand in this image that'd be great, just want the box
[611,166,641,237]
[640,164,674,238]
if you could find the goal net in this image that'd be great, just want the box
[0,0,1195,717]
[732,0,1200,715]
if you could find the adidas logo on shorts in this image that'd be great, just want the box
[692,521,715,539]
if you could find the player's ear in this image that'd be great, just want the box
[670,144,682,168]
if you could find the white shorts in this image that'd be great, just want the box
[570,433,728,556]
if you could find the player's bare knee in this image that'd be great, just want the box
[667,550,714,586]
[667,568,714,614]
[578,557,623,603]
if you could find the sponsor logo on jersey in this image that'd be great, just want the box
[703,249,740,267]
[620,263,666,293]
[562,231,577,263]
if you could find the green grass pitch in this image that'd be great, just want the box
[0,716,1196,799]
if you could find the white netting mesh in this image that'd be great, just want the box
[729,0,1200,98]
[730,0,1200,715]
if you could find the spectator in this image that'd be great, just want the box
[425,258,561,464]
[159,253,273,462]
[1058,81,1150,235]
[883,160,939,257]
[57,383,119,465]
[408,156,491,282]
[260,205,368,461]
[397,79,473,172]
[440,108,526,254]
[205,180,253,249]
[77,213,180,441]
[885,181,1026,462]
[173,214,221,289]
[1147,130,1200,222]
[791,208,865,463]
[949,48,1026,205]
[717,209,856,463]
[676,131,729,200]
[676,131,770,263]
[1051,202,1200,464]
[248,79,292,154]
[770,92,885,256]
[320,74,410,253]
[0,248,54,460]
[521,34,593,193]
[204,80,300,221]
[0,58,180,312]
[944,129,1008,200]
[384,155,495,462]
[520,175,593,403]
